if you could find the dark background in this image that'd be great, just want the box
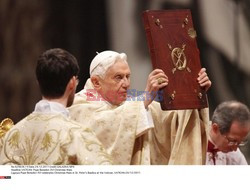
[0,0,249,162]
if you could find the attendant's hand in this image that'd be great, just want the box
[198,68,212,92]
[144,69,168,109]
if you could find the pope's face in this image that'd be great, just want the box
[99,60,131,105]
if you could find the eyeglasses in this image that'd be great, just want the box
[223,135,248,147]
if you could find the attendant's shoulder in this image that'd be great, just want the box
[17,113,82,131]
[226,148,245,157]
[224,149,248,165]
[8,114,32,130]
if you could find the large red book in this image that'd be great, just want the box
[142,9,208,110]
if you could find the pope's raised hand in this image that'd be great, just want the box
[144,69,168,109]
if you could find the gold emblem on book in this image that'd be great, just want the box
[182,15,189,28]
[170,91,176,100]
[154,18,163,28]
[188,28,197,38]
[168,44,191,74]
[198,92,203,99]
[168,44,186,73]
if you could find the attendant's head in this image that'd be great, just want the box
[210,101,250,153]
[90,50,131,105]
[36,48,79,107]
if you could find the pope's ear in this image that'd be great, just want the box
[91,76,101,90]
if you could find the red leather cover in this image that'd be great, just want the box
[142,9,208,110]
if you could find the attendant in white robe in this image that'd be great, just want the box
[206,101,250,165]
[0,48,112,165]
[69,50,212,165]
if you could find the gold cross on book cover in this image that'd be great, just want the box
[142,9,208,110]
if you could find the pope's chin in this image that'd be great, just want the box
[113,93,127,105]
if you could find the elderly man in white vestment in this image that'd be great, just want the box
[0,48,112,165]
[69,50,212,165]
[206,101,250,165]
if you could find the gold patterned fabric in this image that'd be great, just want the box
[69,95,149,164]
[148,102,209,165]
[0,113,112,165]
[69,79,209,165]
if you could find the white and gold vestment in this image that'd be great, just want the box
[0,100,112,165]
[69,79,209,165]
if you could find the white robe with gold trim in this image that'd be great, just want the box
[0,101,112,165]
[69,79,209,165]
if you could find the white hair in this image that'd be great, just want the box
[90,50,128,78]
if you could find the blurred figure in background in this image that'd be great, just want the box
[206,100,250,165]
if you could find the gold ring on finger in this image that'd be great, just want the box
[157,78,163,85]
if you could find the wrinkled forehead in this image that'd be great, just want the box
[107,59,130,72]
